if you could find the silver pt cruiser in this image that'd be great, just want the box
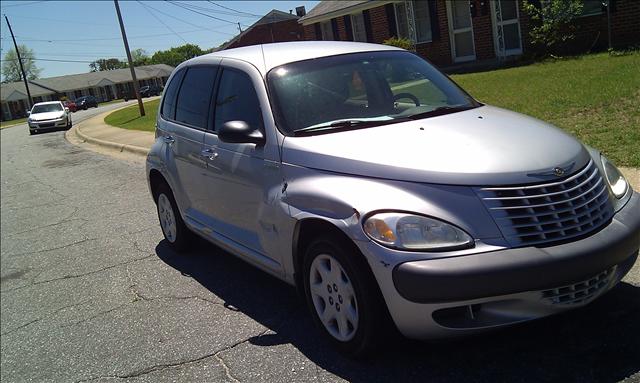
[146,42,639,356]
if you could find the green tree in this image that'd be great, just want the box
[150,44,205,67]
[523,0,584,56]
[131,48,150,66]
[1,45,42,83]
[89,58,127,72]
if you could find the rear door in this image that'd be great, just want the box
[157,65,218,217]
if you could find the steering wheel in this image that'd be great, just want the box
[393,92,420,107]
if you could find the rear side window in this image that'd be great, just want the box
[160,69,185,120]
[175,66,218,129]
[214,69,263,132]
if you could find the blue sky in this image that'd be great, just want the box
[0,0,319,79]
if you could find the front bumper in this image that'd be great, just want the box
[362,192,639,339]
[29,117,68,131]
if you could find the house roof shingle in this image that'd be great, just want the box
[298,1,370,23]
[1,64,174,102]
[219,9,299,51]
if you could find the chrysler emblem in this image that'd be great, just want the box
[553,167,565,177]
[528,162,575,178]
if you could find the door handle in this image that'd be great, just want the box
[162,135,175,144]
[201,148,219,160]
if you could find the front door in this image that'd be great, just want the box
[491,0,523,57]
[201,67,274,257]
[447,0,476,62]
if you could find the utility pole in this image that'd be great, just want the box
[114,0,144,116]
[4,15,33,110]
[606,0,612,50]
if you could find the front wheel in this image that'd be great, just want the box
[303,236,389,357]
[156,183,192,252]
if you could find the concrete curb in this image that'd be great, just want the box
[66,106,151,157]
[72,124,150,156]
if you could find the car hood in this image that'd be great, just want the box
[30,111,65,121]
[281,105,591,186]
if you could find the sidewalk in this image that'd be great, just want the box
[68,112,640,190]
[69,110,154,156]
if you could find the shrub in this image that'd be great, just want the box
[383,37,414,51]
[522,0,584,57]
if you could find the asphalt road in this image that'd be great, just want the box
[1,105,639,383]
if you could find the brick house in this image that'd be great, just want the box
[299,0,639,68]
[220,9,304,50]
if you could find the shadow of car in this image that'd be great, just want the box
[154,238,640,382]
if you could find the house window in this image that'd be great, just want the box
[351,12,367,42]
[395,1,432,43]
[320,21,334,40]
[581,0,603,16]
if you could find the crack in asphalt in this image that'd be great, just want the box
[1,298,94,337]
[0,253,153,294]
[0,237,98,260]
[75,328,271,383]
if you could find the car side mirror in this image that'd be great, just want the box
[27,111,31,116]
[218,121,265,145]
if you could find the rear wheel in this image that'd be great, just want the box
[156,182,192,252]
[303,236,389,358]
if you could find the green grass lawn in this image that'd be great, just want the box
[451,51,640,167]
[104,99,159,132]
[0,117,27,129]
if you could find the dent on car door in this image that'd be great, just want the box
[201,67,284,263]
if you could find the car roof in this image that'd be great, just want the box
[33,101,62,106]
[183,41,402,76]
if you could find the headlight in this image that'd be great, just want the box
[363,212,473,251]
[601,155,628,198]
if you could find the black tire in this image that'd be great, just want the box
[155,182,193,252]
[303,235,389,358]
[29,130,34,135]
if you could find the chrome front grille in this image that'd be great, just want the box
[475,160,613,247]
[541,268,614,305]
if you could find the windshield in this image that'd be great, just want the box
[267,51,480,135]
[31,103,63,114]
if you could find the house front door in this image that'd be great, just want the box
[491,0,523,57]
[447,0,476,63]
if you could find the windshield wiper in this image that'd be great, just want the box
[294,119,394,136]
[406,105,476,120]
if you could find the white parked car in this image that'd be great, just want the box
[27,101,72,135]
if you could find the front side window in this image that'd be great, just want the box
[32,103,63,113]
[214,69,263,132]
[351,13,367,42]
[268,51,479,135]
[395,1,432,43]
[174,66,217,128]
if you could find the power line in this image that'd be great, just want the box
[1,1,47,8]
[135,1,236,36]
[206,1,261,17]
[164,0,238,25]
[136,0,187,44]
[1,14,168,29]
[1,57,97,63]
[13,28,215,42]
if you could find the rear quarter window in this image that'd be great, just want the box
[160,68,186,120]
